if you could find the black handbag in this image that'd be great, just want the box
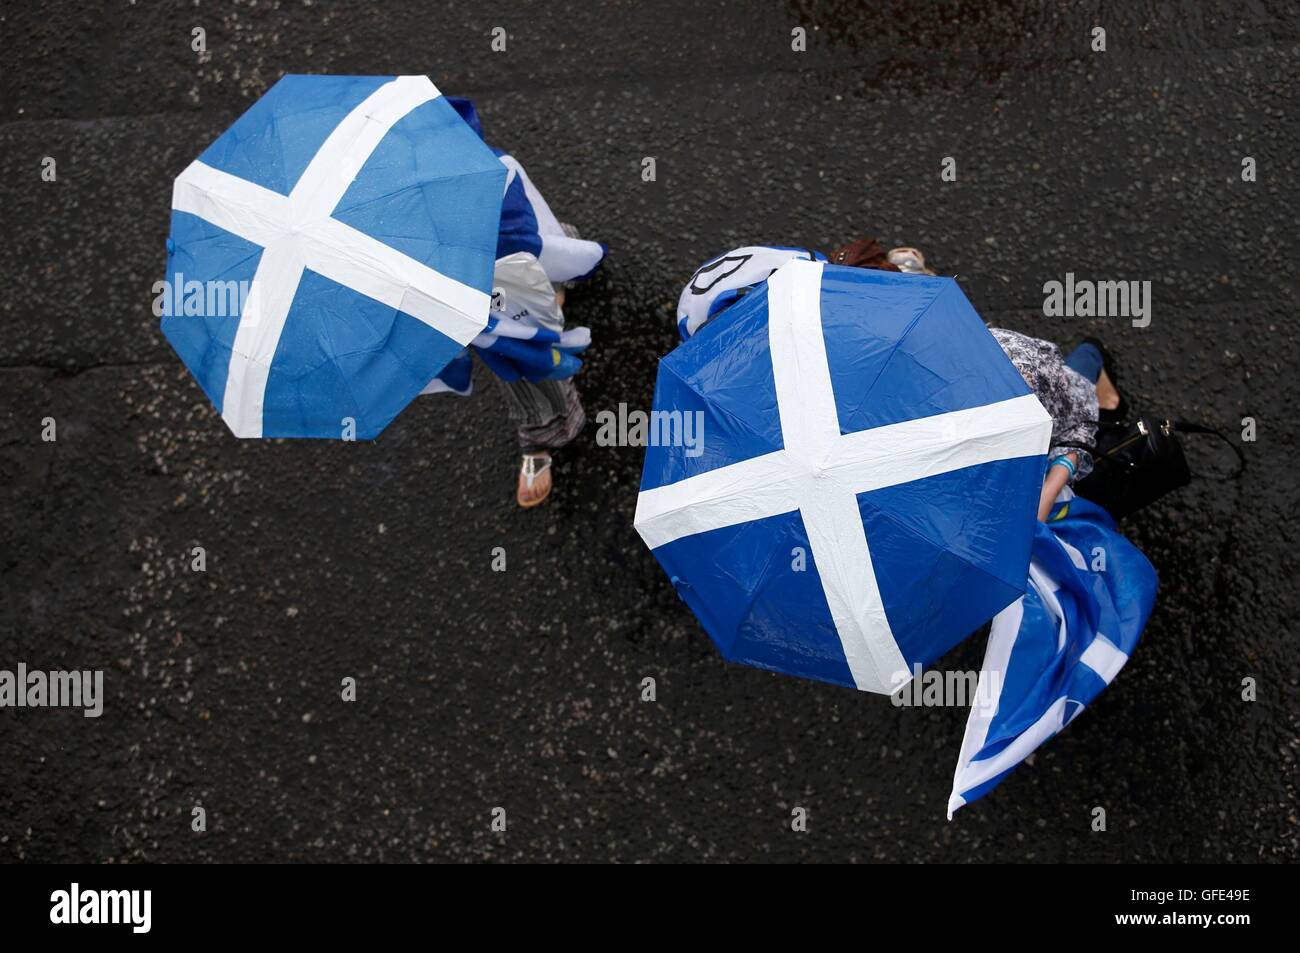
[1070,417,1245,521]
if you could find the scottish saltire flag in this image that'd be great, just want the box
[948,493,1158,816]
[421,253,592,396]
[447,97,607,285]
[162,75,505,439]
[636,259,1053,693]
[676,245,826,340]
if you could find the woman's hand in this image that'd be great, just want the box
[1037,452,1078,521]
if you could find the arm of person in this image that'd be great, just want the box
[1037,452,1078,521]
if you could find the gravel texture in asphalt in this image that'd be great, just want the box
[1,0,1297,862]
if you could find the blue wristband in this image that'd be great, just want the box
[1050,455,1077,479]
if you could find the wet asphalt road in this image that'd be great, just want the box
[1,0,1297,863]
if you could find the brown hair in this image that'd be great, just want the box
[828,238,900,272]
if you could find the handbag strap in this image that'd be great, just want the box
[1171,420,1247,476]
[1051,419,1245,478]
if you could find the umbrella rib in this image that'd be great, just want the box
[856,279,950,411]
[658,357,786,458]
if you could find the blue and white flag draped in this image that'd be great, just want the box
[421,97,607,395]
[162,75,506,439]
[948,493,1158,816]
[421,252,592,396]
[676,245,827,340]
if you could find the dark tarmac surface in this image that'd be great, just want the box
[1,0,1297,862]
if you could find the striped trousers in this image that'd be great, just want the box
[493,221,587,454]
[494,377,586,453]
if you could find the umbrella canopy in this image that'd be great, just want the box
[634,259,1053,694]
[161,74,506,438]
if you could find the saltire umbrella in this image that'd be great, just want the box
[160,74,506,438]
[634,258,1053,694]
[947,493,1157,816]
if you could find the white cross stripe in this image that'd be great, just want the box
[633,259,1053,693]
[218,240,301,439]
[768,257,842,457]
[169,75,492,438]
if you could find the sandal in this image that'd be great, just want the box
[1080,336,1128,424]
[517,452,553,508]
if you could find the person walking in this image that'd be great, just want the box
[423,97,608,508]
[986,328,1123,519]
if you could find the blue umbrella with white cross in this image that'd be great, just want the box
[160,74,506,438]
[634,259,1054,694]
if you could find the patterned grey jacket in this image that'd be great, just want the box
[988,328,1098,483]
